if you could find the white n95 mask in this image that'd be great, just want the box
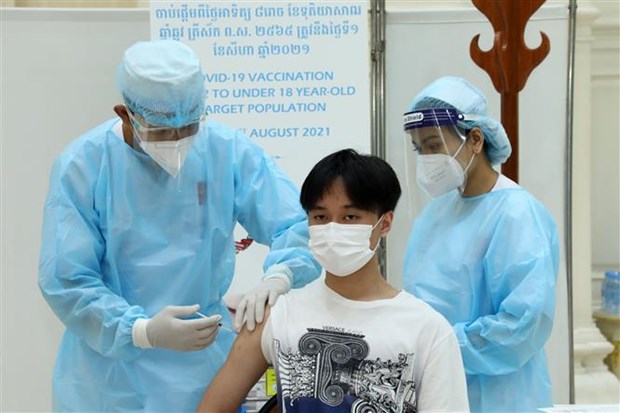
[139,135,196,178]
[416,140,475,198]
[309,218,383,277]
[416,153,466,198]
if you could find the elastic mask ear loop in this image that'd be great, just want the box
[451,138,467,161]
[459,152,476,193]
[131,125,146,154]
[463,151,476,174]
[370,215,385,253]
[175,147,183,192]
[127,110,147,154]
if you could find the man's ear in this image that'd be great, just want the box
[114,104,130,123]
[467,127,485,154]
[380,211,394,237]
[113,104,134,146]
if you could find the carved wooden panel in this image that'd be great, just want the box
[470,0,550,182]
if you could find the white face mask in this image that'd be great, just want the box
[309,217,383,277]
[416,142,474,198]
[139,135,196,178]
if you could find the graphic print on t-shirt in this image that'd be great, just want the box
[274,327,416,413]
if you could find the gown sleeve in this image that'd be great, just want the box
[453,198,559,375]
[232,132,321,288]
[38,147,146,361]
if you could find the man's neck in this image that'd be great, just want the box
[325,261,399,301]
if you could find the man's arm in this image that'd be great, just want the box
[232,130,320,287]
[417,328,469,412]
[197,308,270,412]
[232,132,321,330]
[38,153,146,361]
[453,201,559,376]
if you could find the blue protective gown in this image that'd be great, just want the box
[403,185,559,413]
[38,118,321,412]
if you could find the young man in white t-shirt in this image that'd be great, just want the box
[197,149,469,412]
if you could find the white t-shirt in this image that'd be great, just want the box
[261,278,469,412]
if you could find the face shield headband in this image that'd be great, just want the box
[402,108,476,199]
[403,108,464,132]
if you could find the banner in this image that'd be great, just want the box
[150,0,371,294]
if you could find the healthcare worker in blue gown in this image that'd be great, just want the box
[38,39,320,412]
[402,76,560,413]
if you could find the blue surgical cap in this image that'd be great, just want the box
[116,40,206,128]
[407,76,511,165]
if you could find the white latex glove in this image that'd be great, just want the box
[235,274,291,332]
[133,305,221,351]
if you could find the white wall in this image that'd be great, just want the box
[590,0,620,273]
[1,9,149,411]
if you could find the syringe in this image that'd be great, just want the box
[195,311,234,333]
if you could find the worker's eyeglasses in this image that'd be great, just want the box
[127,110,204,142]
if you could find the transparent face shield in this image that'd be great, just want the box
[402,109,473,206]
[127,109,204,182]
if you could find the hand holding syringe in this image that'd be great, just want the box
[196,311,234,333]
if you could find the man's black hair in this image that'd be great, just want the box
[300,149,402,215]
